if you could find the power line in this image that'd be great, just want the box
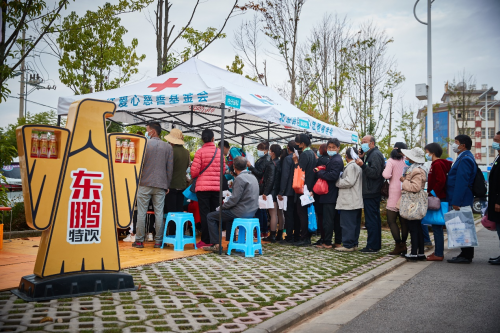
[8,95,57,110]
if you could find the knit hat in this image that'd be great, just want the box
[401,147,425,163]
[393,142,408,150]
[164,128,184,145]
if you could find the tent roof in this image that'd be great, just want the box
[58,58,358,145]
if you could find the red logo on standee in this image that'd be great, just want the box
[148,78,182,92]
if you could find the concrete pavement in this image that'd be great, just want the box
[288,227,500,333]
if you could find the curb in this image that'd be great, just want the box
[245,256,406,333]
[246,218,483,333]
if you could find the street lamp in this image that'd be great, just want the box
[414,0,435,145]
[478,87,494,168]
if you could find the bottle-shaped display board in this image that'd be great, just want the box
[15,99,147,302]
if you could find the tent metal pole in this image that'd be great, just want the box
[242,136,245,150]
[57,115,61,127]
[190,105,194,126]
[218,103,225,255]
[268,122,270,142]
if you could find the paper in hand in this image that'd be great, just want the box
[294,149,300,159]
[278,196,287,211]
[350,148,359,160]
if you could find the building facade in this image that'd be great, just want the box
[418,83,499,166]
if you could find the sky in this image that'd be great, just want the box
[1,0,499,134]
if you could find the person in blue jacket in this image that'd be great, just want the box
[446,134,477,264]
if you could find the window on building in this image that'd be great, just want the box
[466,110,475,120]
[480,128,493,138]
[487,108,495,120]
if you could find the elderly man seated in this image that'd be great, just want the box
[203,156,259,252]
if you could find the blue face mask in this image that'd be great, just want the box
[257,150,265,158]
[361,143,370,152]
[145,131,151,140]
[493,142,500,151]
[405,159,411,166]
[327,151,336,157]
[317,151,321,157]
[425,153,432,161]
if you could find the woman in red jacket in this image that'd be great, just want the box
[191,129,225,247]
[424,143,452,261]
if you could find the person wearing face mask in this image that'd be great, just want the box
[382,142,409,256]
[315,138,344,248]
[312,144,331,246]
[423,143,452,261]
[292,134,317,246]
[335,147,363,251]
[263,144,285,243]
[399,147,428,262]
[278,140,300,244]
[487,131,500,265]
[132,122,173,249]
[248,141,275,238]
[355,135,385,253]
[446,134,477,264]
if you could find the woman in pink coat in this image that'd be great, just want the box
[191,129,225,247]
[382,142,408,256]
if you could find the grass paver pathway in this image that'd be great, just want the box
[0,230,397,333]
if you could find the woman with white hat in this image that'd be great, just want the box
[399,147,428,262]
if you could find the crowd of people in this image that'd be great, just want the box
[127,121,500,265]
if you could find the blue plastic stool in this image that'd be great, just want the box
[227,218,262,257]
[161,213,197,251]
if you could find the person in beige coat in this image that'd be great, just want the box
[399,147,428,262]
[335,148,363,252]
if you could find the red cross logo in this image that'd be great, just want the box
[148,78,182,92]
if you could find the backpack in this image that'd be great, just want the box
[227,147,246,169]
[461,156,487,198]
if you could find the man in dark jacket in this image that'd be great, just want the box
[446,134,477,263]
[278,141,298,244]
[292,134,316,246]
[488,131,500,265]
[316,138,343,248]
[248,141,275,237]
[355,135,385,253]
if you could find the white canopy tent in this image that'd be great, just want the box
[58,58,358,146]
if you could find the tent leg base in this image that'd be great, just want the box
[11,272,137,302]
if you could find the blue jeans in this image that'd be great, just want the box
[432,224,444,256]
[255,209,268,234]
[339,209,362,249]
[136,185,165,243]
[363,196,382,251]
[422,224,432,244]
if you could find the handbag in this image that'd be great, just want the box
[421,202,448,226]
[399,189,428,220]
[292,166,305,194]
[381,179,389,198]
[183,185,198,201]
[307,204,317,232]
[481,214,497,231]
[427,190,441,210]
[190,148,218,193]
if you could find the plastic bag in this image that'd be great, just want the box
[300,185,315,206]
[308,204,317,232]
[293,167,305,194]
[183,185,198,202]
[313,178,329,195]
[444,206,478,248]
[422,202,448,226]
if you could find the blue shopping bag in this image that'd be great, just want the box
[308,204,317,232]
[421,202,448,226]
[183,185,198,202]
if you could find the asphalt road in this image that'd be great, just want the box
[338,228,500,333]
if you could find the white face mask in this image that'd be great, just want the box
[451,143,460,153]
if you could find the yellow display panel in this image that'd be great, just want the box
[16,98,146,278]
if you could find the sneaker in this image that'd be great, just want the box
[154,243,162,248]
[417,254,427,261]
[405,254,418,262]
[146,233,154,242]
[202,244,223,252]
[312,239,324,246]
[132,241,144,248]
[335,246,354,252]
[123,234,135,242]
[196,240,212,248]
[360,248,378,253]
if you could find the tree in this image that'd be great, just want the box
[151,0,238,75]
[47,2,148,95]
[396,102,422,149]
[233,14,268,86]
[446,71,478,135]
[0,0,72,102]
[380,69,405,147]
[226,55,257,81]
[244,0,307,104]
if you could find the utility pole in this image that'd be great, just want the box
[19,30,26,120]
[414,0,434,145]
